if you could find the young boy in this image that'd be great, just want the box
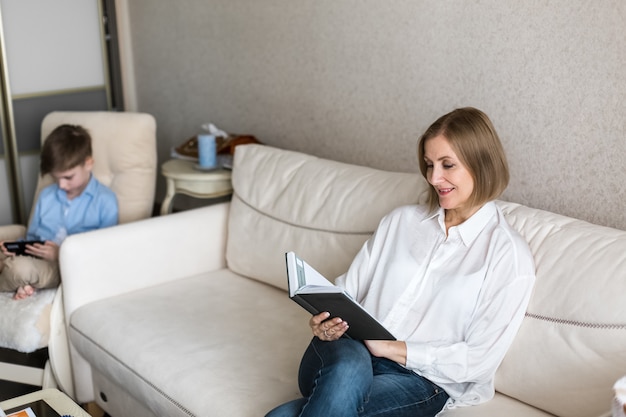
[0,124,118,300]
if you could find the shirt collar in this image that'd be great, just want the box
[424,201,497,246]
[55,174,97,202]
[82,174,98,197]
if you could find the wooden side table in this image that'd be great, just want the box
[160,159,233,215]
[1,388,92,416]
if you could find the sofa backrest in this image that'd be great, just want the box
[494,201,626,417]
[226,144,430,289]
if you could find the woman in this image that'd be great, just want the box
[266,107,536,417]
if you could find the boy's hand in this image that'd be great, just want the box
[0,241,15,257]
[25,241,59,261]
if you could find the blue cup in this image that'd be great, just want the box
[198,134,217,168]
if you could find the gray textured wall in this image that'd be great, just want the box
[125,0,626,230]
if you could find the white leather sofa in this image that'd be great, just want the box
[60,144,625,417]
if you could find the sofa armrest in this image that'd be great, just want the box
[60,202,230,322]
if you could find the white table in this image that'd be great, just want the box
[160,159,233,215]
[0,389,91,417]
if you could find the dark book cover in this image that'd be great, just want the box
[286,252,395,341]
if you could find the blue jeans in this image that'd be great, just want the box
[265,337,449,417]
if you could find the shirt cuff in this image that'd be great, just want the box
[405,341,435,371]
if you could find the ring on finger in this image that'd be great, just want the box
[323,330,330,338]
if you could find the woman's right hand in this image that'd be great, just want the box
[309,312,349,341]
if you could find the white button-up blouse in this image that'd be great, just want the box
[335,201,536,409]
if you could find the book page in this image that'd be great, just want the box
[298,257,335,288]
[286,252,335,296]
[296,284,344,294]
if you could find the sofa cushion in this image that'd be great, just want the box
[496,201,626,417]
[226,144,430,290]
[69,269,312,417]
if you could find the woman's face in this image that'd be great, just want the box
[423,135,477,221]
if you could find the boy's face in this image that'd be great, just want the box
[51,157,94,200]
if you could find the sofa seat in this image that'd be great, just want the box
[69,269,312,417]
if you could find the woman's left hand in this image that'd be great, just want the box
[310,312,349,341]
[364,340,408,365]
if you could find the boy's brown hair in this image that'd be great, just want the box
[40,124,93,175]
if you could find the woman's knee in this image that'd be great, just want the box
[310,337,370,366]
[299,338,372,395]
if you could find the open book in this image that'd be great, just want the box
[285,251,395,340]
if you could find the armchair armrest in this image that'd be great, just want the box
[0,224,27,241]
[59,202,230,323]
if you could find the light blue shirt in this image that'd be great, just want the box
[26,175,118,244]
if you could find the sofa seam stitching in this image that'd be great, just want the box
[525,312,626,329]
[232,191,376,235]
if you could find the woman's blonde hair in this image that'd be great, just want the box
[417,107,509,211]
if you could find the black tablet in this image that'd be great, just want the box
[2,240,45,256]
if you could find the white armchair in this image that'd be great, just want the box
[0,111,157,398]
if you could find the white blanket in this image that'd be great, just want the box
[0,288,56,353]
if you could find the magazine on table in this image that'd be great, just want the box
[1,401,65,417]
